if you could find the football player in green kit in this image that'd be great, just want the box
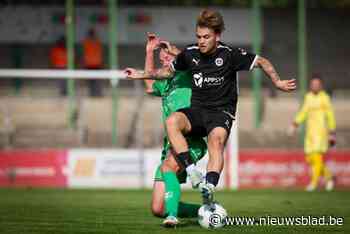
[133,33,207,227]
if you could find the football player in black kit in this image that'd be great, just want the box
[125,9,296,205]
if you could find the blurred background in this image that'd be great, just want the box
[0,0,349,189]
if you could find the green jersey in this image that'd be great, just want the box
[151,71,207,183]
[152,71,192,122]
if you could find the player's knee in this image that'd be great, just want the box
[166,114,180,131]
[209,130,227,148]
[161,158,178,173]
[151,203,164,217]
[208,136,225,149]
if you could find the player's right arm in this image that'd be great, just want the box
[125,45,189,80]
[124,65,174,80]
[287,95,309,136]
[144,33,159,93]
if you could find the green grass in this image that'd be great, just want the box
[0,189,349,234]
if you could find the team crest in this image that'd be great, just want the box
[215,58,223,67]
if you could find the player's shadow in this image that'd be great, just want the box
[159,218,198,228]
[177,218,198,227]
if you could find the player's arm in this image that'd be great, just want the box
[324,95,336,131]
[125,44,188,80]
[253,56,296,92]
[324,94,336,146]
[144,33,160,94]
[124,66,174,80]
[287,95,308,136]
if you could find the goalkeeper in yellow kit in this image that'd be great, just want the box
[289,76,336,191]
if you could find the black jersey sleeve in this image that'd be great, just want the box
[170,50,190,72]
[230,48,258,71]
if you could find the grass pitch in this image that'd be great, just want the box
[0,188,349,234]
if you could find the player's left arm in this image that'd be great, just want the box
[287,95,308,136]
[253,56,296,92]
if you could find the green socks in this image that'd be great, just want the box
[177,201,201,218]
[162,171,181,217]
[162,171,201,218]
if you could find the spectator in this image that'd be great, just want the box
[50,36,67,96]
[82,28,103,97]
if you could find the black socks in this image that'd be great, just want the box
[175,151,193,172]
[206,171,220,186]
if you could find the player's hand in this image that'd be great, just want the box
[159,40,181,56]
[286,123,298,137]
[146,32,160,52]
[329,132,336,148]
[275,79,297,92]
[124,68,143,80]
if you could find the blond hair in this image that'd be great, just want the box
[196,9,225,34]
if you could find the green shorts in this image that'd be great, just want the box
[153,136,207,184]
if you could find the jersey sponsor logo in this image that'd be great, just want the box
[193,72,224,87]
[215,58,223,67]
[193,73,204,87]
[204,76,224,85]
[192,58,200,65]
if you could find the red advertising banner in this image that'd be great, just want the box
[239,150,350,189]
[0,150,67,187]
[0,149,349,189]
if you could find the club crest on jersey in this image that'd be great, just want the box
[193,73,203,88]
[215,58,224,67]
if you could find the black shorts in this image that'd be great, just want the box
[177,107,236,137]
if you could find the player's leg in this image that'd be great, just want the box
[207,127,228,173]
[177,201,201,218]
[199,110,232,204]
[151,182,165,217]
[166,109,205,188]
[306,152,323,191]
[199,127,228,203]
[161,150,203,220]
[166,112,191,153]
[151,165,165,217]
[176,137,207,218]
[320,153,334,191]
[151,179,201,219]
[160,151,181,227]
